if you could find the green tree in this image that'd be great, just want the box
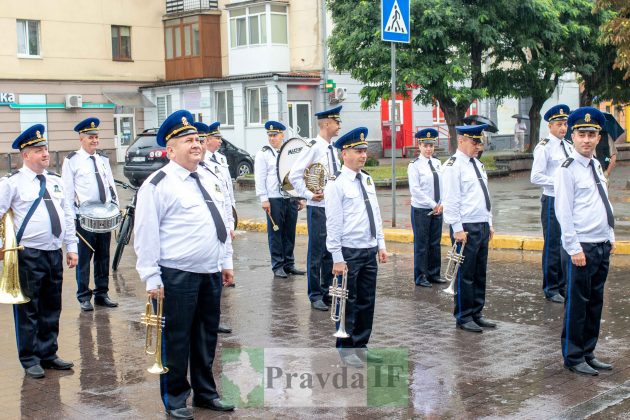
[328,0,520,152]
[597,0,630,80]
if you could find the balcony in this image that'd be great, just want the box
[165,0,218,14]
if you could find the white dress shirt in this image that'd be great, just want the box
[288,135,341,207]
[61,147,118,218]
[0,166,78,253]
[408,155,442,209]
[531,134,574,197]
[134,161,234,291]
[254,146,283,202]
[324,166,386,263]
[554,151,615,255]
[205,151,235,207]
[442,150,493,233]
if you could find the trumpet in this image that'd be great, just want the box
[443,241,466,296]
[140,286,168,374]
[0,209,29,304]
[329,269,349,338]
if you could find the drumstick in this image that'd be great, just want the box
[266,210,280,231]
[76,232,95,252]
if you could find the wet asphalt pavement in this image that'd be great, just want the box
[0,164,628,419]
[0,223,628,418]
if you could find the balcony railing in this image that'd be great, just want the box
[166,0,218,13]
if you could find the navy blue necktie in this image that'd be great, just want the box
[589,160,614,228]
[470,158,491,211]
[428,159,440,203]
[356,173,376,239]
[328,145,338,174]
[89,155,106,203]
[36,175,62,238]
[189,172,227,243]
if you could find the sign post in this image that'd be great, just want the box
[382,0,410,227]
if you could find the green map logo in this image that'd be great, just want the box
[221,348,264,408]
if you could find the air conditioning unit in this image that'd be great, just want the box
[329,87,347,104]
[65,94,83,109]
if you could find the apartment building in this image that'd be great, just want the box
[0,0,165,163]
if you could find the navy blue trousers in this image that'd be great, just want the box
[14,247,63,368]
[561,242,611,367]
[267,198,298,271]
[411,206,442,283]
[541,195,564,297]
[335,246,378,349]
[76,220,111,302]
[159,267,222,410]
[450,223,490,324]
[306,206,333,302]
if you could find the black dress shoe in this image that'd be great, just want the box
[311,300,329,311]
[193,398,235,412]
[285,266,306,275]
[565,362,598,376]
[273,268,288,278]
[24,365,45,379]
[430,277,447,284]
[340,354,364,368]
[166,407,194,419]
[474,317,497,328]
[218,325,232,334]
[586,358,613,370]
[80,300,94,312]
[41,358,74,370]
[457,321,483,333]
[546,294,565,304]
[415,277,432,287]
[94,296,118,307]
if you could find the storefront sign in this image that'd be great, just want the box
[0,92,16,103]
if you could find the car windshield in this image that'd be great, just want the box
[130,135,159,149]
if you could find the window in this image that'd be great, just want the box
[16,20,40,57]
[229,4,283,48]
[247,87,268,125]
[216,90,234,126]
[164,18,200,58]
[156,95,172,125]
[19,95,47,132]
[112,25,132,60]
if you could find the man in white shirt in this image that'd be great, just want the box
[531,104,573,303]
[554,107,614,376]
[408,128,445,288]
[203,121,235,220]
[325,127,387,368]
[0,124,78,378]
[134,110,235,418]
[288,106,342,311]
[514,118,527,151]
[61,117,119,311]
[254,120,305,278]
[442,124,496,333]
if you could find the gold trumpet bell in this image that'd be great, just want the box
[0,210,29,304]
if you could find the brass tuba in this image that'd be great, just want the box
[329,269,349,338]
[140,286,168,374]
[0,209,29,304]
[443,241,466,296]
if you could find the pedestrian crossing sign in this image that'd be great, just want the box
[382,0,410,43]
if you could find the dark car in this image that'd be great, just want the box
[123,129,254,187]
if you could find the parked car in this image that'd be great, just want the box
[123,129,254,187]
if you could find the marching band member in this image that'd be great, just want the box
[325,127,387,368]
[134,110,235,418]
[254,120,306,278]
[531,104,573,303]
[289,106,342,311]
[442,124,496,333]
[62,117,119,311]
[555,107,615,376]
[0,125,78,378]
[408,128,445,287]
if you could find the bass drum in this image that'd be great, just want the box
[276,137,310,197]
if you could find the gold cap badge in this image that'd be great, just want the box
[36,130,41,139]
[91,121,96,128]
[182,117,189,126]
[360,133,365,141]
[427,132,432,138]
[585,113,591,122]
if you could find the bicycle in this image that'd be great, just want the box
[112,179,139,271]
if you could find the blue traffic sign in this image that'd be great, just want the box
[382,0,410,43]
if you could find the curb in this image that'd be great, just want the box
[238,219,630,255]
